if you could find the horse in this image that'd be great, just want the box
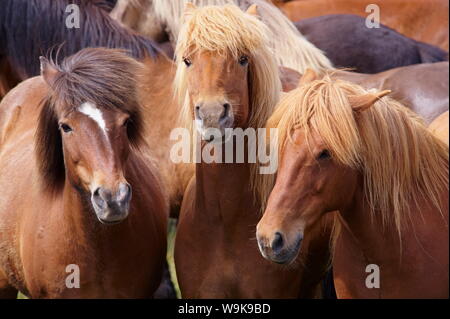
[0,48,167,298]
[110,0,334,73]
[295,14,448,74]
[256,71,449,298]
[276,0,449,51]
[280,62,449,124]
[173,3,331,298]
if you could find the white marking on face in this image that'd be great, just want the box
[78,102,107,135]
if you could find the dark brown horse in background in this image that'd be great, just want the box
[0,0,164,99]
[295,14,448,74]
[0,48,167,298]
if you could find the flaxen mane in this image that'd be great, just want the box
[148,0,333,72]
[174,4,280,204]
[36,48,145,194]
[270,75,449,237]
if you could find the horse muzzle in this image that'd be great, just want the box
[195,101,234,141]
[256,231,303,265]
[91,182,132,225]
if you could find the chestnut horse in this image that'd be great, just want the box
[173,4,331,298]
[0,48,167,298]
[257,71,449,298]
[281,62,449,124]
[276,0,449,51]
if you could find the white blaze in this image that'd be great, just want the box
[79,102,107,135]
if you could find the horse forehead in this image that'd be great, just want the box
[78,102,107,133]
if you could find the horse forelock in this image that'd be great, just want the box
[36,48,146,194]
[271,74,449,237]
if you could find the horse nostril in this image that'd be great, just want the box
[195,105,201,118]
[117,183,132,204]
[220,103,230,121]
[92,188,106,209]
[271,232,284,253]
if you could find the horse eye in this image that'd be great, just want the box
[123,117,130,127]
[239,55,249,66]
[60,123,73,133]
[183,57,192,67]
[317,150,331,160]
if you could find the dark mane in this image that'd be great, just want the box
[0,0,160,79]
[36,48,145,194]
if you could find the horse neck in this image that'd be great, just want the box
[60,180,105,243]
[195,143,259,226]
[336,176,448,266]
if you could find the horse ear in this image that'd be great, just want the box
[246,4,259,17]
[40,56,60,88]
[350,90,391,112]
[298,68,317,87]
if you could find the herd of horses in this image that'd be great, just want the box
[0,0,448,299]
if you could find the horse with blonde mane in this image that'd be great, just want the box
[0,48,167,298]
[257,71,449,298]
[173,4,331,298]
[111,0,333,73]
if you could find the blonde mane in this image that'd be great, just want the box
[174,4,281,205]
[270,75,449,236]
[152,0,333,73]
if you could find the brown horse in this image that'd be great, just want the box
[280,62,449,124]
[276,0,449,51]
[257,71,449,298]
[173,4,331,298]
[0,48,167,298]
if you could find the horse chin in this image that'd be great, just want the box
[92,204,130,225]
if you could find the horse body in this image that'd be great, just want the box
[278,0,449,51]
[176,162,318,298]
[281,62,449,124]
[0,49,167,298]
[295,14,448,74]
